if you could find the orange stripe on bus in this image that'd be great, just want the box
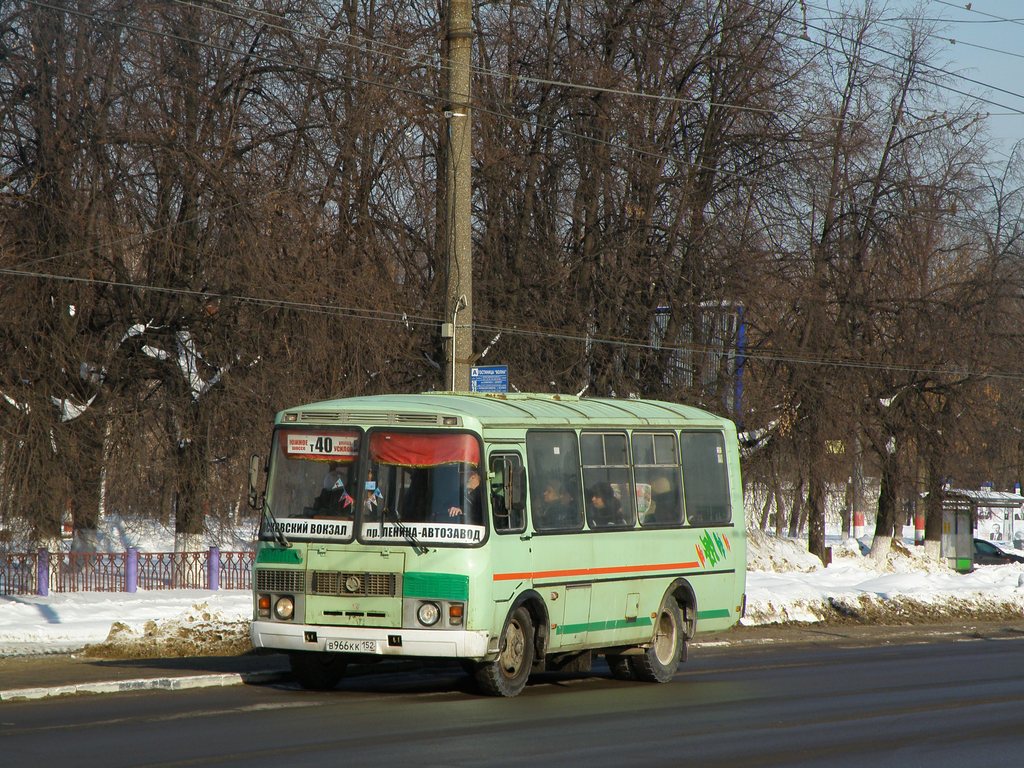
[493,561,701,581]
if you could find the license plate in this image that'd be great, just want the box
[325,639,378,653]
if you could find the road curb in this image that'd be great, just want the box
[0,669,289,702]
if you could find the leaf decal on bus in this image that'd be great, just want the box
[697,530,730,568]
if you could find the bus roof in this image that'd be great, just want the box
[275,392,733,429]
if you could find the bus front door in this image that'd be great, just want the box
[486,450,533,621]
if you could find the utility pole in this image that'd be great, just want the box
[443,0,472,392]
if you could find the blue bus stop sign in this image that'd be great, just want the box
[470,365,508,393]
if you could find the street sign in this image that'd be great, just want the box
[470,365,508,393]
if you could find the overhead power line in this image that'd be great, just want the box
[3,265,1023,383]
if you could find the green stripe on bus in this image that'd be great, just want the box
[556,617,654,635]
[256,548,303,564]
[697,608,731,619]
[403,572,470,601]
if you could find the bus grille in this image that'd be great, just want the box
[311,571,398,597]
[254,568,305,593]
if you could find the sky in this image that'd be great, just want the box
[915,0,1024,156]
[4,519,1024,656]
[819,1,1024,159]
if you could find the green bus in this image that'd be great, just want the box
[248,392,746,697]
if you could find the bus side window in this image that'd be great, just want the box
[633,431,683,527]
[581,431,635,529]
[527,430,584,532]
[490,453,525,533]
[680,431,732,525]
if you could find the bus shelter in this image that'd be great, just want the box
[941,488,1024,573]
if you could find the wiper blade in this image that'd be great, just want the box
[261,501,291,548]
[386,507,428,555]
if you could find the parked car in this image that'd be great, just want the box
[973,538,1024,565]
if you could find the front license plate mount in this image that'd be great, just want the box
[325,639,378,653]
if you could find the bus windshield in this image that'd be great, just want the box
[262,427,486,546]
[262,428,362,542]
[361,430,486,546]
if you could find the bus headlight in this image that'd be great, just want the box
[417,601,441,626]
[274,596,295,621]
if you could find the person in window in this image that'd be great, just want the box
[648,474,680,524]
[540,479,576,528]
[447,468,482,524]
[587,482,625,528]
[315,463,354,517]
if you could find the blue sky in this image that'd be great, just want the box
[892,1,1024,157]
[917,1,1024,156]
[808,2,1024,159]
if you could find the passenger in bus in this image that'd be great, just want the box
[446,468,482,524]
[323,463,345,492]
[648,474,681,524]
[313,463,354,517]
[587,482,626,528]
[539,479,577,528]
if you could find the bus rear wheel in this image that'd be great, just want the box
[289,651,348,690]
[605,653,635,680]
[629,597,684,683]
[475,606,534,697]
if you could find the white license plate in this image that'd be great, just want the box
[325,639,378,653]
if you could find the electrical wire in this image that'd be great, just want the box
[5,0,1023,383]
[3,264,1022,382]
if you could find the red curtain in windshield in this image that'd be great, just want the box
[369,431,479,468]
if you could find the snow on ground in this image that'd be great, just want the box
[3,517,1024,656]
[744,528,1024,625]
[0,590,252,657]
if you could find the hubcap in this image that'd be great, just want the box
[653,611,677,664]
[500,619,525,675]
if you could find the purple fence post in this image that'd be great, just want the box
[126,547,138,593]
[208,546,220,591]
[36,548,48,597]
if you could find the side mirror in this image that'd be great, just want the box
[248,454,262,509]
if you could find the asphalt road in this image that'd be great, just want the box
[5,623,1024,767]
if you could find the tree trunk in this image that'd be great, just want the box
[870,450,899,560]
[788,476,805,537]
[807,471,827,563]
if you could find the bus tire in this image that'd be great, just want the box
[289,651,348,690]
[605,653,635,680]
[475,606,534,697]
[629,597,684,683]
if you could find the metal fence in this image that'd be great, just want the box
[0,548,255,596]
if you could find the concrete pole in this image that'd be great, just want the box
[444,0,473,392]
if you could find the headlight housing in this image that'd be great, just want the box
[274,595,295,621]
[417,601,441,626]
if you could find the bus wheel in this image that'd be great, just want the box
[475,606,534,697]
[289,651,348,690]
[605,653,635,680]
[629,597,683,683]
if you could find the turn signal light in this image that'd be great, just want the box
[449,603,464,626]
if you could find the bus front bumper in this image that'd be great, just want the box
[251,620,493,659]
